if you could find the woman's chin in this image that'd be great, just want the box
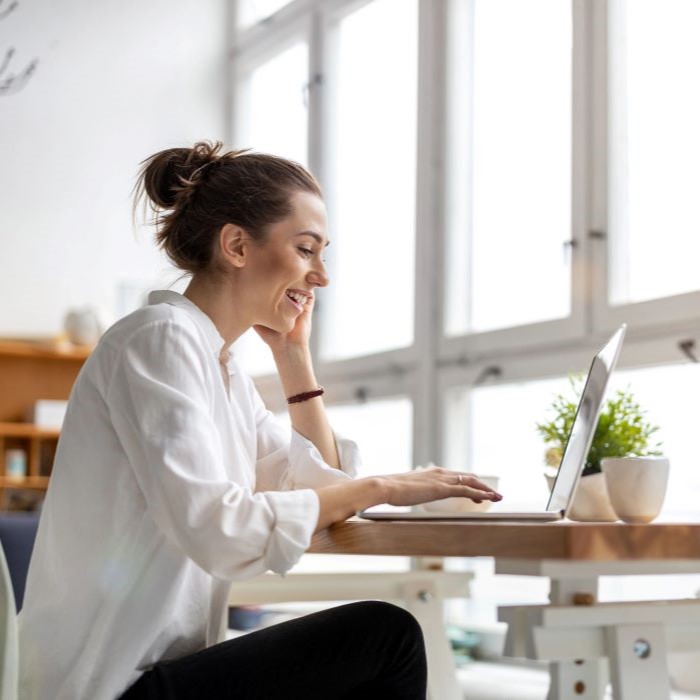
[262,317,295,334]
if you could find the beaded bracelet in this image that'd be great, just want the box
[287,386,325,405]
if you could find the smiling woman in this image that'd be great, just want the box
[16,141,501,700]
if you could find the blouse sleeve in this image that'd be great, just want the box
[248,379,362,493]
[106,319,319,580]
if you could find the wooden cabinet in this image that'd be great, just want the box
[0,339,90,509]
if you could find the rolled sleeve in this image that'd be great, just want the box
[262,489,319,573]
[284,428,361,489]
[106,320,317,580]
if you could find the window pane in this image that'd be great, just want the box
[445,0,572,335]
[320,0,417,360]
[609,0,700,304]
[234,42,309,377]
[245,42,308,165]
[237,0,294,29]
[446,376,569,510]
[326,397,413,478]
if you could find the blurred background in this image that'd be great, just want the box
[2,0,700,687]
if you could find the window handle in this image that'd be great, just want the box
[679,339,699,363]
[562,239,578,264]
[302,73,323,109]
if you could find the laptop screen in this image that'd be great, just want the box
[546,326,626,513]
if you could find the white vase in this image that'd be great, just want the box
[545,471,618,522]
[63,306,109,346]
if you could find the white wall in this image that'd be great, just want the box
[0,0,229,335]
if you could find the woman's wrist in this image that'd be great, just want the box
[273,343,311,366]
[315,477,389,531]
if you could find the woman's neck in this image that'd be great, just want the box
[183,275,251,348]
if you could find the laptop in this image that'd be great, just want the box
[359,325,627,522]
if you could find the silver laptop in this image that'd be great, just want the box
[359,325,626,522]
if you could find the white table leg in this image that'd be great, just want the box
[605,623,670,699]
[547,577,608,700]
[547,660,608,700]
[401,580,462,700]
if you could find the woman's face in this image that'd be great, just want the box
[241,190,330,332]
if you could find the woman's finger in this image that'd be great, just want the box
[449,472,502,498]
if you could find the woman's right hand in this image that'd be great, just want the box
[377,466,502,507]
[314,467,503,532]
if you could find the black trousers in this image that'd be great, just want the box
[120,601,428,699]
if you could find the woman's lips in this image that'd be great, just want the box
[285,295,304,313]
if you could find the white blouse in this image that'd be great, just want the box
[17,290,360,700]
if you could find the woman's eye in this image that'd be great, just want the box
[298,247,314,257]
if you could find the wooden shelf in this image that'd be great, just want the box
[0,338,93,361]
[0,476,50,489]
[0,339,88,508]
[0,422,61,438]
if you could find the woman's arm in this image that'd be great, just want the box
[273,344,340,469]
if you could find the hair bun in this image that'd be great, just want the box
[140,141,224,210]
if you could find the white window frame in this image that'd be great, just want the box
[231,0,700,480]
[231,13,313,156]
[438,0,590,361]
[589,0,700,337]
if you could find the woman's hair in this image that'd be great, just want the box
[133,141,322,275]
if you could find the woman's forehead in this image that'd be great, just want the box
[276,193,328,242]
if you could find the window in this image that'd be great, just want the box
[232,0,700,639]
[445,376,569,510]
[237,0,295,29]
[444,0,572,336]
[608,0,700,305]
[319,0,418,361]
[326,397,413,478]
[242,42,309,165]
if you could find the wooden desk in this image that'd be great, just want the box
[310,518,700,560]
[310,519,700,700]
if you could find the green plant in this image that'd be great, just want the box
[536,377,663,476]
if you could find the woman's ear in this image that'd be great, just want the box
[220,223,248,269]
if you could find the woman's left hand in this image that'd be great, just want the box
[253,293,315,356]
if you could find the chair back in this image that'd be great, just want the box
[0,540,18,700]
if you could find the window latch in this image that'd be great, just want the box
[679,339,699,363]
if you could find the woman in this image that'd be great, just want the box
[17,142,502,699]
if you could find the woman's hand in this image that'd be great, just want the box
[253,294,315,355]
[314,467,503,532]
[378,466,502,507]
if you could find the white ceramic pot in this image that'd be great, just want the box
[601,456,670,524]
[545,471,618,522]
[63,306,109,346]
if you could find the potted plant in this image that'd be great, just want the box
[536,378,662,521]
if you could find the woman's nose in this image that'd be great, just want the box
[308,260,330,288]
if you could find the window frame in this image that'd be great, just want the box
[231,0,700,478]
[589,0,700,336]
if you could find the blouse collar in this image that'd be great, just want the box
[147,290,237,373]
